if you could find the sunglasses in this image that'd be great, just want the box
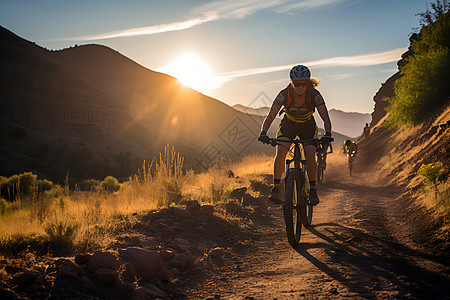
[292,81,308,87]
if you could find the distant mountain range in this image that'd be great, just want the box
[232,104,371,138]
[0,26,365,183]
[0,26,272,182]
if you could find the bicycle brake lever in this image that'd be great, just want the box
[270,139,278,147]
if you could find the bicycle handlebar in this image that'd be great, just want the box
[264,136,334,148]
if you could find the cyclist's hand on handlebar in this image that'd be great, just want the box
[321,131,333,144]
[258,130,270,144]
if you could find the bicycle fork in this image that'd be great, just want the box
[285,144,308,208]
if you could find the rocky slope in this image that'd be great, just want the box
[370,34,416,127]
[0,186,272,300]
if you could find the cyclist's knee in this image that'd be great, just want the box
[275,150,288,162]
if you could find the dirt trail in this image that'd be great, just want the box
[177,154,450,299]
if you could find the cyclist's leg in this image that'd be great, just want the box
[304,145,317,181]
[274,139,290,182]
[298,119,319,205]
[271,117,294,202]
[270,141,290,203]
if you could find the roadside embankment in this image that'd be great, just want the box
[357,104,449,251]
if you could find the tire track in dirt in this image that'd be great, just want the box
[185,154,450,299]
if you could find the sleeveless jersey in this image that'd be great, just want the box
[276,85,325,123]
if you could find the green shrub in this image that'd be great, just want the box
[210,183,232,203]
[18,172,37,197]
[37,179,54,193]
[44,185,64,198]
[164,178,183,204]
[0,198,10,215]
[386,46,450,126]
[44,219,79,248]
[386,6,450,126]
[101,176,120,192]
[418,162,444,187]
[0,172,37,201]
[78,179,101,191]
[0,175,18,201]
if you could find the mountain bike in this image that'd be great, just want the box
[265,136,333,247]
[316,144,332,183]
[347,150,356,176]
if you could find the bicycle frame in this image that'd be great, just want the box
[285,142,306,179]
[264,136,333,247]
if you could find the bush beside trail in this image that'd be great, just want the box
[386,5,449,126]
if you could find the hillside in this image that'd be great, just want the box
[358,30,449,244]
[0,26,271,183]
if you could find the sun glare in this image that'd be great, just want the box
[159,53,224,93]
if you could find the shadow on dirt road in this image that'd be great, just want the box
[296,222,450,299]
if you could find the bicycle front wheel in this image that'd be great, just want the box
[284,169,305,247]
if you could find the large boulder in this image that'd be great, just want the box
[58,259,85,278]
[186,200,201,215]
[94,268,118,285]
[200,205,215,215]
[167,251,195,270]
[89,251,119,271]
[11,270,40,287]
[229,187,247,199]
[170,206,193,219]
[119,247,170,281]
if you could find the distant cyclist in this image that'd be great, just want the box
[343,139,358,155]
[363,123,370,138]
[317,141,333,170]
[258,65,332,205]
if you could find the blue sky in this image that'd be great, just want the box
[0,0,428,113]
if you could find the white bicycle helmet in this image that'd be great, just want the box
[290,65,311,81]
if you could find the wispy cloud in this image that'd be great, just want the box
[191,0,284,19]
[58,0,351,41]
[275,0,349,13]
[60,17,214,41]
[220,48,406,79]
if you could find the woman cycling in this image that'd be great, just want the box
[258,65,332,205]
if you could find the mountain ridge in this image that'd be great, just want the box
[0,26,268,182]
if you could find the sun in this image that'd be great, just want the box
[159,53,223,93]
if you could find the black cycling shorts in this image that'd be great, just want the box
[276,116,318,142]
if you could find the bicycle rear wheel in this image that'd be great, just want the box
[302,169,313,227]
[348,155,353,176]
[317,162,324,183]
[284,169,305,247]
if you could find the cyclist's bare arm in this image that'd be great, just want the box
[317,104,332,133]
[261,93,283,131]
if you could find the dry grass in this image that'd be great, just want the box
[228,153,273,177]
[417,178,450,235]
[0,148,272,255]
